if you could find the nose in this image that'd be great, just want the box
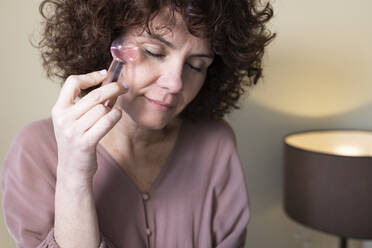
[157,62,184,94]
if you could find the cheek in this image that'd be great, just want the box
[119,54,158,93]
[182,73,206,100]
[116,50,206,105]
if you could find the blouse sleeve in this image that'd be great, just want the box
[37,229,116,248]
[211,123,250,248]
[1,122,116,248]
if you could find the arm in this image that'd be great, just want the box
[54,166,100,248]
[0,125,117,248]
[2,70,126,248]
[50,70,124,248]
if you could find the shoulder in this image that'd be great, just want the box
[2,117,57,179]
[1,119,57,245]
[180,119,247,192]
[183,118,237,147]
[13,117,55,149]
[179,119,239,168]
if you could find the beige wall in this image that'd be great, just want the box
[1,0,59,247]
[0,0,371,247]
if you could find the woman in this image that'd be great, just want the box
[1,0,274,247]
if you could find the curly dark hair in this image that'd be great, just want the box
[37,0,275,121]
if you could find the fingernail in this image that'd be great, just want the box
[99,69,107,75]
[122,82,129,91]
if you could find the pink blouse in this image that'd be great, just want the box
[1,117,250,248]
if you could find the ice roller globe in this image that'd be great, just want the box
[102,37,139,85]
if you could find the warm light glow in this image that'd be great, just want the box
[334,145,363,156]
[246,0,372,118]
[247,63,372,118]
[285,131,372,157]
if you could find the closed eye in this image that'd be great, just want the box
[144,49,165,58]
[144,48,203,72]
[187,63,202,72]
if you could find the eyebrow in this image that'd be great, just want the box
[141,32,215,60]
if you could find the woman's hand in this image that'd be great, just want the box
[51,70,126,179]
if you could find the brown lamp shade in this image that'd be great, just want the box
[284,130,372,239]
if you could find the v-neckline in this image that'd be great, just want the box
[97,120,186,196]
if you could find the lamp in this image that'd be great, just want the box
[284,130,372,248]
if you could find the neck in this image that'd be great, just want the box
[99,110,182,157]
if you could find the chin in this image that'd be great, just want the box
[120,98,182,130]
[131,112,176,130]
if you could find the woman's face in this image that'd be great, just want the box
[113,13,214,130]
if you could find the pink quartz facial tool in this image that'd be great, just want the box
[103,37,138,86]
[103,37,139,107]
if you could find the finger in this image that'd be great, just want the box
[72,82,126,120]
[104,79,129,108]
[84,107,122,143]
[74,104,109,134]
[103,95,118,109]
[56,70,108,109]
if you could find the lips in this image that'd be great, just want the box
[145,96,175,108]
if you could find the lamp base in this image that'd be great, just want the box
[340,237,347,248]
